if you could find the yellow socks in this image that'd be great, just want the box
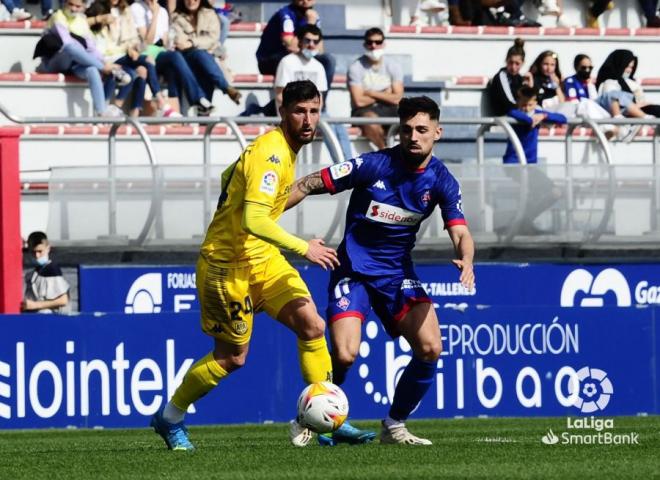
[297,336,333,384]
[171,352,228,411]
[169,337,331,415]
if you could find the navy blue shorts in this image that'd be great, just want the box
[326,264,431,338]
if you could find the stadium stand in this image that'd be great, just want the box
[3,0,660,254]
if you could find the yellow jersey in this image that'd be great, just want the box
[201,127,298,266]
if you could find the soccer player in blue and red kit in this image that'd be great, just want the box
[286,96,476,445]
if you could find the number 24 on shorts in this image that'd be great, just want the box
[230,296,253,320]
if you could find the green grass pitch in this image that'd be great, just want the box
[0,416,658,479]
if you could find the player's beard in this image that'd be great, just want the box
[401,144,430,168]
[290,122,317,146]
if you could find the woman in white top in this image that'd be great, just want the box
[596,49,660,141]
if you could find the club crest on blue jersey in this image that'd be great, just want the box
[336,296,350,311]
[421,190,431,207]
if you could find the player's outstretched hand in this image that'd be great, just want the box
[305,238,339,270]
[451,259,475,291]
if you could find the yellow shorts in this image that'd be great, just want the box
[197,253,311,345]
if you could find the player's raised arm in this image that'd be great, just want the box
[285,171,329,210]
[448,224,475,291]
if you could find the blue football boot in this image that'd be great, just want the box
[318,420,376,446]
[151,407,195,451]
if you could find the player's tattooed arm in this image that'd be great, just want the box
[285,171,329,210]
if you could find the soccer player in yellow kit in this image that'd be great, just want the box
[151,80,340,450]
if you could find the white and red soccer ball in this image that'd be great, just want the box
[296,381,349,434]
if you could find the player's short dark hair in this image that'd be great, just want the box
[364,27,384,41]
[296,24,322,41]
[27,231,48,250]
[397,96,440,122]
[517,86,538,102]
[281,80,320,109]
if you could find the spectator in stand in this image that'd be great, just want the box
[503,86,566,235]
[87,0,175,117]
[131,0,213,115]
[22,232,71,314]
[447,0,471,25]
[449,0,540,26]
[255,0,335,103]
[167,0,236,50]
[488,38,529,116]
[274,24,353,161]
[597,49,660,140]
[171,0,241,109]
[398,0,447,26]
[35,0,132,117]
[585,0,614,28]
[0,0,32,20]
[528,50,575,116]
[638,0,660,27]
[348,27,404,151]
[562,54,617,140]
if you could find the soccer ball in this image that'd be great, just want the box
[296,381,349,434]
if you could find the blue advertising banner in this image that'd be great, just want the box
[0,307,657,429]
[78,263,660,315]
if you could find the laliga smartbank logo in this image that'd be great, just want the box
[560,267,660,307]
[540,366,638,446]
[0,340,194,420]
[541,418,639,446]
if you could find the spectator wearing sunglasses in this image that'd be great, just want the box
[563,54,617,140]
[347,27,404,150]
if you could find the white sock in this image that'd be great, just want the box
[162,401,186,424]
[384,416,404,428]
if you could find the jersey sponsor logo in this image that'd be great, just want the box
[373,180,386,190]
[355,157,363,168]
[456,187,464,213]
[259,170,278,195]
[267,155,280,165]
[330,161,353,180]
[560,268,631,307]
[366,201,423,226]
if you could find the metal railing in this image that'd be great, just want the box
[4,101,660,247]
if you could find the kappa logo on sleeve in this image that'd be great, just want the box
[330,161,353,180]
[259,170,279,195]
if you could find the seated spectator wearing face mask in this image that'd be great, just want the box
[22,232,71,314]
[562,54,616,141]
[347,27,404,151]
